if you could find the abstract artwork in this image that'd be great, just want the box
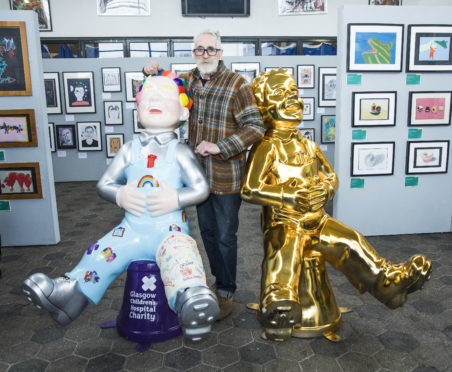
[352,142,395,176]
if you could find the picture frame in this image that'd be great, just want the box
[408,91,452,126]
[301,97,315,121]
[406,25,452,72]
[170,63,196,76]
[265,67,295,77]
[299,128,315,142]
[10,0,52,31]
[278,0,327,15]
[369,0,401,5]
[44,72,62,114]
[105,133,124,158]
[297,65,315,88]
[0,21,31,96]
[347,23,404,72]
[351,142,395,176]
[352,91,397,127]
[104,101,123,125]
[133,109,145,133]
[406,140,449,174]
[0,109,37,148]
[125,71,144,102]
[77,122,102,151]
[55,124,76,150]
[48,122,55,152]
[63,72,96,114]
[321,115,336,143]
[97,0,151,16]
[231,63,260,84]
[0,162,42,199]
[102,67,121,92]
[318,67,336,107]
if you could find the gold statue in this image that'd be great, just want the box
[241,69,432,342]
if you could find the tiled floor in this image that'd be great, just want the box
[1,181,451,372]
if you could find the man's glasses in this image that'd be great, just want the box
[193,47,221,56]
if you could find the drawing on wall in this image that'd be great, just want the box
[48,122,55,152]
[97,0,151,16]
[406,141,449,174]
[77,122,102,151]
[231,63,260,84]
[102,67,121,92]
[297,65,314,88]
[63,72,96,114]
[301,97,315,121]
[369,0,401,5]
[0,109,37,148]
[133,109,145,133]
[321,115,335,143]
[125,71,144,102]
[170,63,196,76]
[44,72,62,114]
[407,25,452,72]
[278,0,327,15]
[347,23,404,72]
[0,21,31,96]
[352,91,396,127]
[104,101,123,125]
[0,162,42,199]
[408,91,451,126]
[56,124,76,150]
[10,0,52,31]
[352,142,395,176]
[299,128,315,141]
[318,67,336,107]
[106,133,124,158]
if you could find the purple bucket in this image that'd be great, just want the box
[116,260,182,344]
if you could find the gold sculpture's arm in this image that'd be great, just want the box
[309,140,338,201]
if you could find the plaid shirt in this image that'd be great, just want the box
[181,61,264,194]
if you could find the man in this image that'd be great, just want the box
[82,125,99,147]
[143,30,265,319]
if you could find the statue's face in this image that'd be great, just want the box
[264,72,303,123]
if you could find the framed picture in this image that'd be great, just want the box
[55,124,76,150]
[321,115,335,143]
[10,0,52,31]
[278,0,327,15]
[170,63,196,76]
[301,97,315,121]
[0,162,42,199]
[406,141,449,174]
[347,23,404,72]
[318,67,336,107]
[104,101,123,125]
[77,122,102,151]
[44,72,62,114]
[63,72,96,114]
[231,63,260,84]
[352,91,397,127]
[407,25,452,72]
[297,65,315,88]
[0,109,37,147]
[408,91,452,126]
[0,21,31,96]
[48,122,55,152]
[102,67,121,92]
[133,109,145,133]
[351,142,395,176]
[125,71,144,102]
[265,67,295,77]
[97,0,151,16]
[105,133,124,158]
[369,0,401,4]
[299,128,315,141]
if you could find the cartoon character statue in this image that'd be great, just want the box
[23,71,219,341]
[241,69,432,342]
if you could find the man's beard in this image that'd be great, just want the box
[197,59,219,75]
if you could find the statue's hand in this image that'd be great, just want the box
[146,180,179,216]
[291,183,329,213]
[117,181,146,216]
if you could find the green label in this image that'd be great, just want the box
[405,177,419,187]
[0,151,4,161]
[406,74,421,85]
[351,178,365,188]
[352,129,367,140]
[0,201,10,211]
[347,74,362,85]
[408,128,422,139]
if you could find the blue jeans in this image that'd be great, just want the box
[196,193,242,298]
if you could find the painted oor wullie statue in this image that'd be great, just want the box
[23,71,219,341]
[241,68,432,342]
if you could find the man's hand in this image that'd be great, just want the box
[143,61,162,76]
[147,181,179,216]
[117,181,146,216]
[194,140,220,157]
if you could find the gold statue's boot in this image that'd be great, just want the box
[258,286,302,341]
[371,254,432,309]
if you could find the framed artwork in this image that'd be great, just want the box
[406,141,449,174]
[77,122,102,151]
[407,25,452,72]
[301,97,315,121]
[106,133,124,158]
[44,72,62,114]
[347,23,404,72]
[133,109,145,133]
[55,124,76,150]
[0,21,31,96]
[0,109,37,147]
[104,101,123,125]
[102,67,121,92]
[125,71,144,102]
[369,0,401,4]
[0,162,42,199]
[10,0,52,31]
[170,63,196,76]
[321,115,335,143]
[97,0,151,16]
[299,128,315,141]
[48,122,55,152]
[408,91,452,126]
[265,67,295,76]
[352,91,397,127]
[231,63,260,84]
[318,67,336,107]
[63,72,96,114]
[278,0,327,15]
[297,65,315,88]
[351,142,395,176]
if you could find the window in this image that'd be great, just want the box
[222,42,255,56]
[261,41,297,56]
[129,42,168,57]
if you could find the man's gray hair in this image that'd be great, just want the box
[193,30,222,49]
